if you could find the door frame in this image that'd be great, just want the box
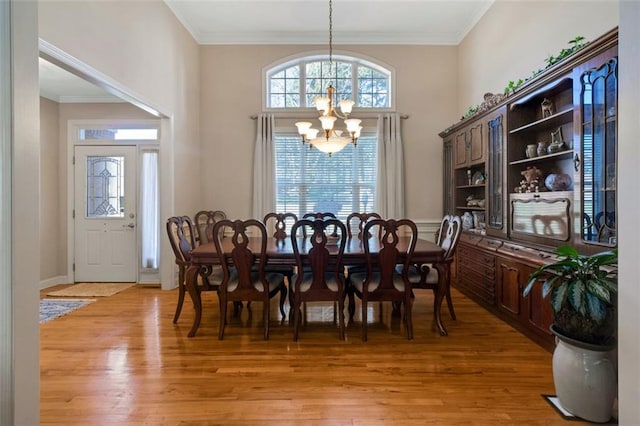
[66,119,164,284]
[41,40,175,290]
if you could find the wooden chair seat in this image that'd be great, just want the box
[213,219,287,340]
[290,218,347,341]
[346,218,418,341]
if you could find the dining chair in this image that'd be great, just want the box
[401,214,462,320]
[212,219,287,340]
[166,215,221,323]
[346,212,382,239]
[263,212,298,313]
[302,212,338,237]
[290,218,347,341]
[347,218,418,341]
[345,212,382,318]
[193,210,227,245]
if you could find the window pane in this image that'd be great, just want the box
[274,134,377,220]
[86,156,125,218]
[270,94,285,108]
[268,56,390,109]
[79,128,158,140]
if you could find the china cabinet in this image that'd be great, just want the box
[439,28,618,350]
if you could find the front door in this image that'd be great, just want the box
[74,145,137,282]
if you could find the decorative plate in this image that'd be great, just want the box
[471,171,485,185]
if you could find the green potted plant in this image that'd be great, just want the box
[523,245,618,423]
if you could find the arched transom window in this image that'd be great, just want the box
[266,54,392,110]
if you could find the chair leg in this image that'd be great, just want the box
[445,287,456,320]
[173,266,186,324]
[279,285,287,318]
[405,296,414,340]
[293,298,301,341]
[218,295,227,340]
[361,295,368,342]
[347,287,356,320]
[338,294,345,341]
[263,295,271,340]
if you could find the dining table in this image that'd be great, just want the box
[184,236,450,338]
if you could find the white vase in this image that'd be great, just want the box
[551,326,617,423]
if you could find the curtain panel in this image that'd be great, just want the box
[376,113,405,219]
[252,114,276,219]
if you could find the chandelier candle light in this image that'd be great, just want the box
[295,0,362,156]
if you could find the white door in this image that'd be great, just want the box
[74,145,137,282]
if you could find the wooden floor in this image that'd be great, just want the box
[39,284,585,425]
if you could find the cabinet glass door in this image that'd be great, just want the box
[580,58,617,245]
[487,113,503,231]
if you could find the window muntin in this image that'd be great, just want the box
[274,133,377,221]
[267,55,391,110]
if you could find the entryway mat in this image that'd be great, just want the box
[46,283,136,297]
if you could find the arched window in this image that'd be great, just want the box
[265,53,393,110]
[260,54,396,220]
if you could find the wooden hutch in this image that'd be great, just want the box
[440,28,618,351]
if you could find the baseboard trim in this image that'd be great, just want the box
[39,275,70,290]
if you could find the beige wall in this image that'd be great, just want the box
[457,0,618,118]
[39,0,202,217]
[200,44,458,223]
[39,0,201,286]
[39,97,60,280]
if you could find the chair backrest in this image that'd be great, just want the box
[194,210,227,245]
[302,212,338,237]
[263,212,298,240]
[363,218,418,293]
[346,212,382,239]
[290,218,347,295]
[212,219,268,296]
[436,215,462,260]
[166,215,196,264]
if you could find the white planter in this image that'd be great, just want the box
[551,325,617,423]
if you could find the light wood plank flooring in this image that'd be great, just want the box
[40,284,584,425]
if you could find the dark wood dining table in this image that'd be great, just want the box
[184,236,450,338]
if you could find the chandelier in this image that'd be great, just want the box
[295,0,362,157]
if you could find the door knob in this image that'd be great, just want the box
[126,223,135,229]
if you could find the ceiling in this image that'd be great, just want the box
[39,0,494,103]
[165,0,494,45]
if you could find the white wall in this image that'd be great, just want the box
[11,1,40,424]
[617,1,640,422]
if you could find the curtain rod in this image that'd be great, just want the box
[250,114,409,120]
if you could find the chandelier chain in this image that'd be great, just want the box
[329,0,334,83]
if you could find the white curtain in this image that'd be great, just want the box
[376,113,405,219]
[140,151,159,270]
[252,114,276,219]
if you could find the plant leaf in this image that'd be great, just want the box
[568,280,586,315]
[555,245,579,258]
[586,278,611,303]
[551,284,567,313]
[586,292,606,322]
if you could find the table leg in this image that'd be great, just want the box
[185,264,202,337]
[433,261,450,336]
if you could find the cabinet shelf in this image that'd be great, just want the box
[509,108,573,134]
[456,183,486,189]
[456,206,486,211]
[509,149,573,165]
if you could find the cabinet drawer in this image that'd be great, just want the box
[459,247,495,268]
[458,275,496,305]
